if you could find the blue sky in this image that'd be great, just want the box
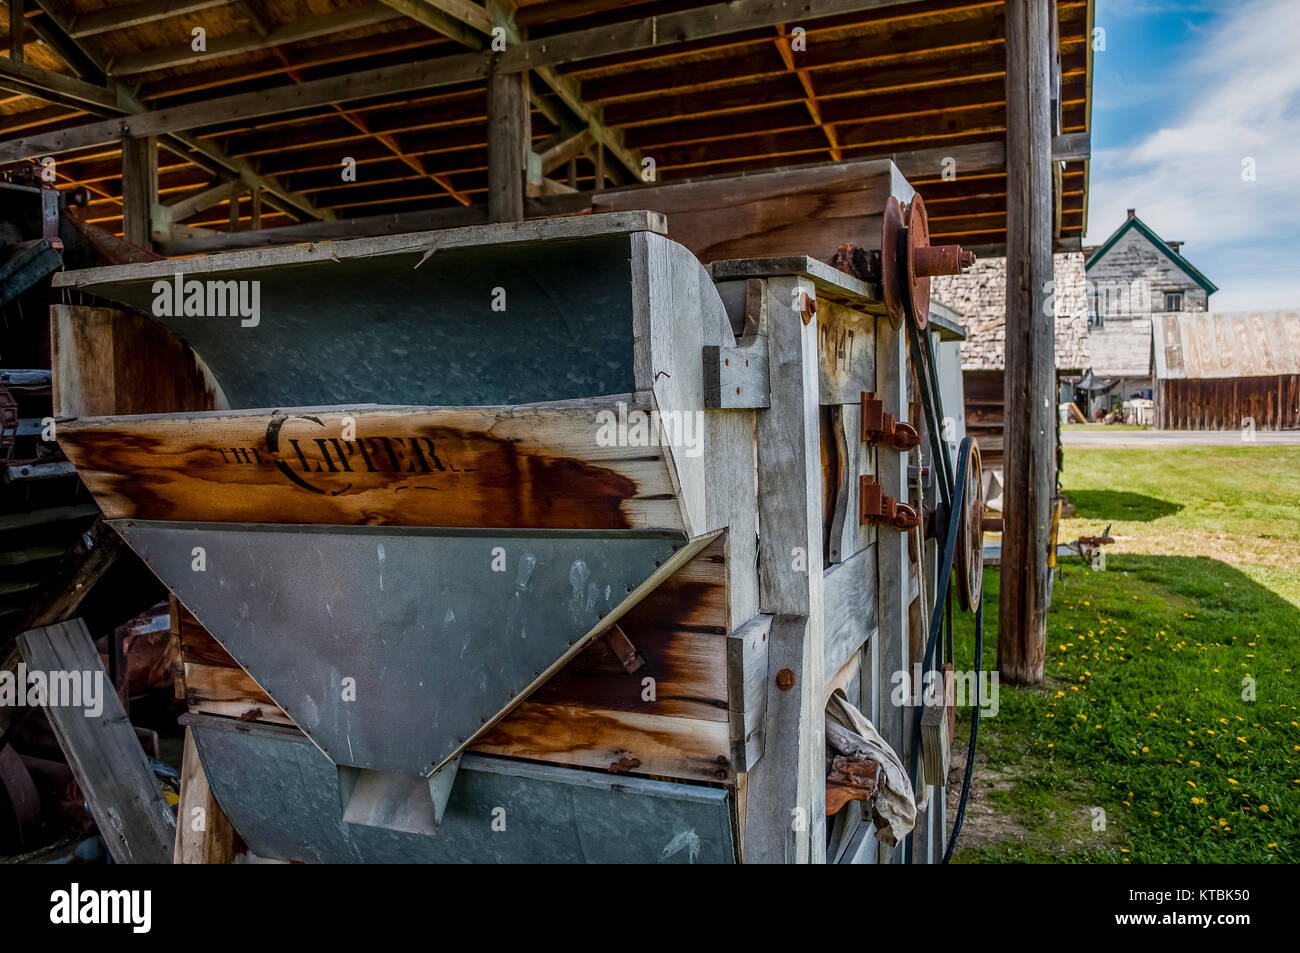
[1085,0,1300,310]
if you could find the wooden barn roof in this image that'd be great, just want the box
[0,0,1094,254]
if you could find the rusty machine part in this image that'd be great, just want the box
[859,474,922,531]
[954,439,984,610]
[879,194,976,330]
[829,241,881,284]
[860,390,922,451]
[0,386,17,462]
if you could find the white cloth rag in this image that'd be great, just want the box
[826,691,918,848]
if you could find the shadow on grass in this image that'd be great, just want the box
[947,554,1299,864]
[1065,489,1182,522]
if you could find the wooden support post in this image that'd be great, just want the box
[746,275,826,864]
[1000,0,1054,685]
[875,305,911,862]
[120,135,157,249]
[175,727,241,863]
[250,187,262,230]
[8,0,22,64]
[228,191,241,231]
[486,64,528,222]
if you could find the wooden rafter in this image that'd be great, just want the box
[66,0,228,40]
[772,24,840,162]
[0,59,331,222]
[0,0,1094,246]
[269,45,473,209]
[109,5,404,77]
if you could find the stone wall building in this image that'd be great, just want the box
[929,252,1090,509]
[930,251,1091,373]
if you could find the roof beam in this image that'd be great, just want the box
[0,0,913,165]
[378,0,486,50]
[27,0,108,82]
[382,0,638,182]
[0,57,117,110]
[7,0,24,65]
[67,0,227,39]
[164,176,244,220]
[493,0,927,77]
[0,59,331,221]
[537,127,592,173]
[110,5,403,76]
[1051,130,1089,162]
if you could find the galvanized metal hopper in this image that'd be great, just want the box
[52,213,719,788]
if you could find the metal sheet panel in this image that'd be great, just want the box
[192,719,735,864]
[52,236,639,409]
[1153,310,1300,380]
[117,520,685,775]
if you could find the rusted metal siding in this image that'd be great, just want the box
[1153,311,1300,380]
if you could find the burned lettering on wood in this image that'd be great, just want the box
[57,402,685,530]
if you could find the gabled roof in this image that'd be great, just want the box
[1085,214,1218,295]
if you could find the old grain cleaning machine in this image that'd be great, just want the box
[51,184,943,862]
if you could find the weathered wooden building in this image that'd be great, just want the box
[1153,310,1300,431]
[1083,209,1217,406]
[0,0,1094,863]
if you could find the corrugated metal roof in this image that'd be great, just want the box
[1153,311,1300,380]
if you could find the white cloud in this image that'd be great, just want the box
[1084,0,1300,309]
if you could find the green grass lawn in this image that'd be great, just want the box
[948,446,1299,864]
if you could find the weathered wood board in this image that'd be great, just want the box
[594,158,913,262]
[726,613,771,772]
[51,305,227,418]
[17,620,175,864]
[57,396,686,531]
[175,727,242,864]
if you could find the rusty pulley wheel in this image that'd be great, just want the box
[905,195,932,330]
[880,195,906,330]
[879,193,976,330]
[955,439,984,611]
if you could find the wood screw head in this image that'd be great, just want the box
[776,668,796,690]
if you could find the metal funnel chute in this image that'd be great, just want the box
[116,519,702,776]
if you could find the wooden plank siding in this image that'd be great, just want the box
[1158,376,1300,432]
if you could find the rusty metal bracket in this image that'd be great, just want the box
[860,391,922,452]
[796,290,817,325]
[859,475,921,531]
